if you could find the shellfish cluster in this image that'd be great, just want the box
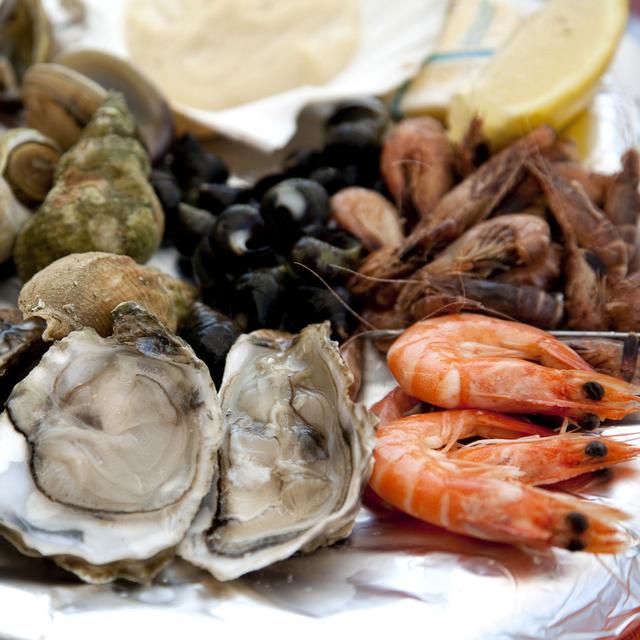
[0,0,639,591]
[0,2,378,583]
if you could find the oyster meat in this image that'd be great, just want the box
[0,302,223,583]
[179,322,377,581]
[0,307,45,405]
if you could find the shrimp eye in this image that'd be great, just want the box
[566,538,586,552]
[578,413,600,431]
[472,142,490,167]
[566,512,589,534]
[585,441,608,458]
[582,381,605,401]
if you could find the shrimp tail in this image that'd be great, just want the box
[371,386,423,426]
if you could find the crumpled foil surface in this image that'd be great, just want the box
[3,31,640,640]
[1,279,640,640]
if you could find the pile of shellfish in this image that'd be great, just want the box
[0,1,378,584]
[342,117,640,382]
[1,0,640,587]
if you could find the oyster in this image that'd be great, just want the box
[0,302,224,583]
[19,252,197,340]
[13,92,165,282]
[0,307,45,405]
[179,322,377,581]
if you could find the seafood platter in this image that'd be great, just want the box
[2,0,640,638]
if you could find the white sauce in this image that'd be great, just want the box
[125,0,360,111]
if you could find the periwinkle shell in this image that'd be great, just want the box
[179,302,240,385]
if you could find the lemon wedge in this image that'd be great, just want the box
[448,0,628,150]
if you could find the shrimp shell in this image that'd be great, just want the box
[606,271,640,332]
[330,187,404,251]
[419,214,550,277]
[495,242,563,290]
[562,244,608,331]
[560,335,640,384]
[350,126,556,296]
[394,214,551,312]
[387,314,640,419]
[380,116,454,221]
[405,276,564,330]
[370,411,633,552]
[528,156,628,281]
[604,148,640,263]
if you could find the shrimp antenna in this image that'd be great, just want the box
[594,552,634,596]
[331,264,424,286]
[291,262,377,330]
[343,328,404,344]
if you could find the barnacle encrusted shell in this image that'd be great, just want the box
[13,92,164,282]
[0,302,224,584]
[179,322,377,581]
[19,252,197,341]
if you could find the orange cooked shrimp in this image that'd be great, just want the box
[370,410,638,552]
[387,314,640,420]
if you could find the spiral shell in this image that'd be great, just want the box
[19,252,197,341]
[13,92,164,282]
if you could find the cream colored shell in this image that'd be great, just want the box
[19,252,197,340]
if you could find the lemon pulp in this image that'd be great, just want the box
[448,0,628,150]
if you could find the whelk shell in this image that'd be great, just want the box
[14,92,165,281]
[19,252,197,341]
[0,127,61,204]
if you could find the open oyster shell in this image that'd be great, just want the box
[0,302,224,583]
[179,322,377,581]
[0,307,45,406]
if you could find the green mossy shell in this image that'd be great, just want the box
[13,92,164,282]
